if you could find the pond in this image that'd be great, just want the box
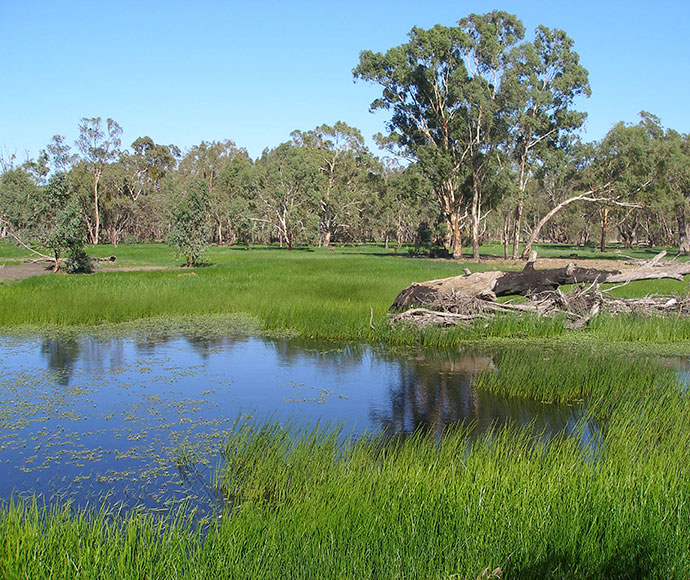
[0,332,597,515]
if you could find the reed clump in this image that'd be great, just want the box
[3,393,689,579]
[472,348,677,404]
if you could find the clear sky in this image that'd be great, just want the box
[1,0,688,163]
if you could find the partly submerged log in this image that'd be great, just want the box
[391,253,690,311]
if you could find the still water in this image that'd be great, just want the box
[0,333,594,514]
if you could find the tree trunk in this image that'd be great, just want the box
[471,177,480,262]
[511,194,524,260]
[599,206,609,253]
[450,211,463,260]
[520,191,598,259]
[678,204,690,255]
[391,255,690,310]
[502,216,511,260]
[92,171,101,245]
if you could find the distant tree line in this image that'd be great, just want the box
[2,11,690,266]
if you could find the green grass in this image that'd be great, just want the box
[473,347,675,404]
[3,382,689,579]
[2,242,690,578]
[2,241,690,348]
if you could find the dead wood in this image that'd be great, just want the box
[391,252,690,311]
[388,251,690,330]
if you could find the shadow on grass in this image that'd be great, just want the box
[510,536,662,579]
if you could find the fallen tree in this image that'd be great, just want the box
[389,252,690,329]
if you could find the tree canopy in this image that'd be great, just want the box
[2,11,689,262]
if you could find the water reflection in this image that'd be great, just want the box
[40,338,80,386]
[371,352,593,449]
[0,333,610,513]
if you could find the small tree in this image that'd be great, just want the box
[75,117,122,244]
[41,173,92,273]
[166,177,212,267]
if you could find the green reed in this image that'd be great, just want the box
[3,397,689,579]
[472,347,678,404]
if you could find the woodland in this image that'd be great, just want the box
[3,12,690,580]
[1,11,689,270]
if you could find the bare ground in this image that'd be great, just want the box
[0,263,54,280]
[0,263,167,280]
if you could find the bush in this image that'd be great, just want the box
[64,248,93,274]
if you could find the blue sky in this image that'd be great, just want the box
[2,0,688,162]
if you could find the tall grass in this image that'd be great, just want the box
[2,242,690,577]
[3,395,689,579]
[2,243,690,347]
[473,347,677,404]
[1,312,688,577]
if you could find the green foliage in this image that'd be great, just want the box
[254,142,322,249]
[2,370,690,579]
[40,175,89,269]
[290,122,377,246]
[64,247,93,274]
[474,347,673,403]
[0,168,41,233]
[354,12,590,260]
[166,177,212,267]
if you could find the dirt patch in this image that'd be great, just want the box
[0,263,169,281]
[0,263,54,280]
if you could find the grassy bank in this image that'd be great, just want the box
[3,373,689,578]
[2,242,690,347]
[2,243,690,578]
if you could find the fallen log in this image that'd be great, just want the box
[30,255,115,265]
[391,252,690,311]
[388,285,690,330]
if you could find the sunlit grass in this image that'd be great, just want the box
[3,386,689,579]
[2,243,690,347]
[2,265,690,579]
[473,347,677,403]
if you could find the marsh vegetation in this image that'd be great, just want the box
[1,242,690,577]
[1,348,688,578]
[3,4,690,576]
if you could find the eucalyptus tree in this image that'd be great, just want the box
[16,135,76,198]
[166,176,212,267]
[97,137,180,244]
[370,159,434,249]
[518,140,608,257]
[658,130,690,253]
[178,140,238,193]
[253,143,321,249]
[122,137,179,201]
[354,11,525,260]
[586,113,663,251]
[504,25,590,258]
[21,151,50,185]
[46,135,77,174]
[0,168,41,239]
[179,140,249,244]
[41,173,90,272]
[74,117,122,244]
[290,122,374,247]
[216,153,255,245]
[0,168,89,270]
